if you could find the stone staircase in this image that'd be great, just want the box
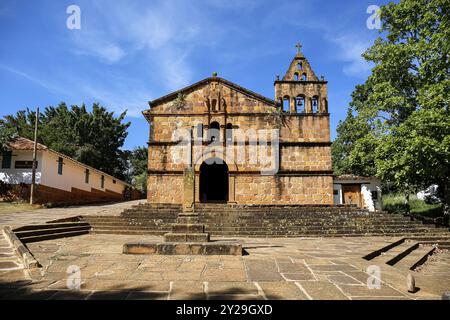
[363,236,450,271]
[80,203,450,239]
[82,203,180,236]
[12,221,91,244]
[0,231,23,271]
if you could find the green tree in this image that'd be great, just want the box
[128,146,148,193]
[0,126,17,153]
[376,108,450,214]
[0,102,131,179]
[332,0,450,213]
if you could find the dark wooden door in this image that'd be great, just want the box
[342,184,362,207]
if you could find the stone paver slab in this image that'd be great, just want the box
[258,282,309,300]
[337,284,406,298]
[297,281,349,300]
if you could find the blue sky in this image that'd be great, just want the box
[0,0,392,150]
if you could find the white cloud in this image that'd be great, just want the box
[0,64,71,96]
[81,85,152,117]
[326,34,374,77]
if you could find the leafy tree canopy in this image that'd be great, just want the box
[332,0,449,213]
[0,102,131,180]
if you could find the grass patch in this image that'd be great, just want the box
[382,193,443,218]
[0,202,41,214]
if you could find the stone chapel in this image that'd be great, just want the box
[143,46,333,205]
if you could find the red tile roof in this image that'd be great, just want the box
[5,137,131,187]
[6,137,47,150]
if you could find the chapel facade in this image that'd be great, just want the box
[143,46,333,205]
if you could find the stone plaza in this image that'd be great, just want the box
[0,201,449,300]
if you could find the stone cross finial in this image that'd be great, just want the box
[295,42,302,53]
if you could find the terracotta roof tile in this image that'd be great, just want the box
[6,137,47,150]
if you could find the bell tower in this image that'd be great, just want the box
[274,43,328,114]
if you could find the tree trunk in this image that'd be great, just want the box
[404,190,410,214]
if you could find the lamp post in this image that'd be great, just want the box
[30,107,39,205]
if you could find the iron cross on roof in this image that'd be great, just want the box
[295,42,302,53]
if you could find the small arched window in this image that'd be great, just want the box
[312,97,319,113]
[297,62,302,70]
[282,96,290,112]
[301,73,307,81]
[211,99,218,111]
[294,73,299,81]
[295,96,305,113]
[226,123,233,143]
[208,121,220,142]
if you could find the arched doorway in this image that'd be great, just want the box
[200,158,229,203]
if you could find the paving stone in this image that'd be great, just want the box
[277,262,310,273]
[207,282,259,295]
[307,264,359,273]
[86,290,131,300]
[50,290,91,300]
[328,274,363,285]
[169,281,206,300]
[162,271,202,281]
[126,271,164,281]
[258,282,309,300]
[296,281,349,300]
[209,294,264,300]
[80,279,170,292]
[16,289,60,300]
[245,260,283,281]
[0,261,21,270]
[344,271,372,285]
[337,284,406,297]
[282,273,316,281]
[126,291,169,300]
[202,268,247,282]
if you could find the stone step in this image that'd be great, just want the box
[0,234,23,271]
[164,233,210,242]
[0,260,24,271]
[19,229,90,243]
[200,221,426,228]
[13,222,90,232]
[395,245,437,271]
[90,229,449,238]
[85,221,439,232]
[197,214,411,219]
[91,229,167,236]
[90,225,171,231]
[371,241,419,266]
[113,214,413,221]
[14,225,91,238]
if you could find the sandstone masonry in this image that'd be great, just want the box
[143,47,333,205]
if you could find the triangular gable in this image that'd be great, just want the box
[146,77,275,110]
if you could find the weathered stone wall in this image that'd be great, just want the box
[148,144,331,173]
[147,174,333,205]
[145,52,333,206]
[234,175,333,205]
[147,174,183,203]
[280,146,331,171]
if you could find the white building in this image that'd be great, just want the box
[0,137,138,204]
[333,175,382,212]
